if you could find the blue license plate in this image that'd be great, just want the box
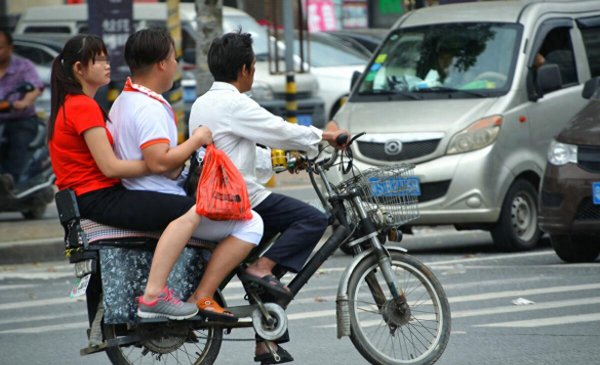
[369,177,421,197]
[297,114,312,126]
[183,87,196,102]
[593,182,600,205]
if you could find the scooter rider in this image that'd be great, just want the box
[0,28,44,192]
[189,30,349,365]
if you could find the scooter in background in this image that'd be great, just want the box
[0,82,54,219]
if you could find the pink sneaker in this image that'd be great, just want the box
[137,287,198,320]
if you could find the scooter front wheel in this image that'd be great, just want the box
[347,251,451,365]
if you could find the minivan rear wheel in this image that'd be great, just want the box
[491,179,541,251]
[550,234,600,263]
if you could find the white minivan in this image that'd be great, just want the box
[332,0,600,251]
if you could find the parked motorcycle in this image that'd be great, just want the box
[0,82,55,219]
[56,133,451,365]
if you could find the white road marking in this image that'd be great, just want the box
[0,322,88,335]
[476,313,600,328]
[0,284,39,291]
[453,296,600,318]
[0,272,73,280]
[0,311,87,325]
[448,283,600,304]
[0,297,82,311]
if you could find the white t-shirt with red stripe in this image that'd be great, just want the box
[108,78,183,196]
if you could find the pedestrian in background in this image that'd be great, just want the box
[0,28,44,191]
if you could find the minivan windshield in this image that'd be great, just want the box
[356,23,522,99]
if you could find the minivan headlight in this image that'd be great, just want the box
[447,116,502,155]
[547,140,577,166]
[250,81,274,101]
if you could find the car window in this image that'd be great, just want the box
[580,26,600,77]
[13,44,55,66]
[357,23,521,98]
[295,36,369,67]
[537,27,578,86]
[23,26,71,34]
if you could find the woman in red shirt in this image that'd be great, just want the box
[47,35,263,321]
[48,35,209,230]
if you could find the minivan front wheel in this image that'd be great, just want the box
[550,234,600,263]
[491,179,541,251]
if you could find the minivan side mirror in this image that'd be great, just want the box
[536,63,562,98]
[351,71,362,91]
[183,48,196,64]
[582,77,600,99]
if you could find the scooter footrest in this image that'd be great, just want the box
[80,342,107,356]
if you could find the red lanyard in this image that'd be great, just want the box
[122,77,177,125]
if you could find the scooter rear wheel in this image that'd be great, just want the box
[103,322,223,365]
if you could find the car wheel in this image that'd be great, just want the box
[491,179,541,251]
[550,234,600,263]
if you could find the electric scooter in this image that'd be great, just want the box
[0,82,55,219]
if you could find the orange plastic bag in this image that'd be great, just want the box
[195,145,252,221]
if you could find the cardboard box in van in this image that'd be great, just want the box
[15,3,326,128]
[333,0,600,251]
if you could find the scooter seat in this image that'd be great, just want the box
[79,218,216,249]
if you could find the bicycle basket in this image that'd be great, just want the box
[336,164,420,229]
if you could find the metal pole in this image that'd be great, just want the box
[282,0,297,125]
[282,0,295,75]
[268,0,297,186]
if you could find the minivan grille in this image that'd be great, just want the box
[357,140,440,162]
[577,146,600,173]
[574,198,600,221]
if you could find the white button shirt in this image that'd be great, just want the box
[189,82,323,207]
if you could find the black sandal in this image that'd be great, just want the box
[240,273,293,299]
[254,345,294,364]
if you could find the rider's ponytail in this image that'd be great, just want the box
[48,35,108,141]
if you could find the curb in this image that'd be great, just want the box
[0,237,65,265]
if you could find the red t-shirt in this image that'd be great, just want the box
[49,94,120,196]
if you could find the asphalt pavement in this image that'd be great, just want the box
[0,172,312,265]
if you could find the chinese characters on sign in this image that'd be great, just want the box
[88,0,133,81]
[307,0,337,32]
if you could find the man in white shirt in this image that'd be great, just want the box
[189,31,349,363]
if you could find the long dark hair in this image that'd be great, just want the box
[48,34,108,141]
